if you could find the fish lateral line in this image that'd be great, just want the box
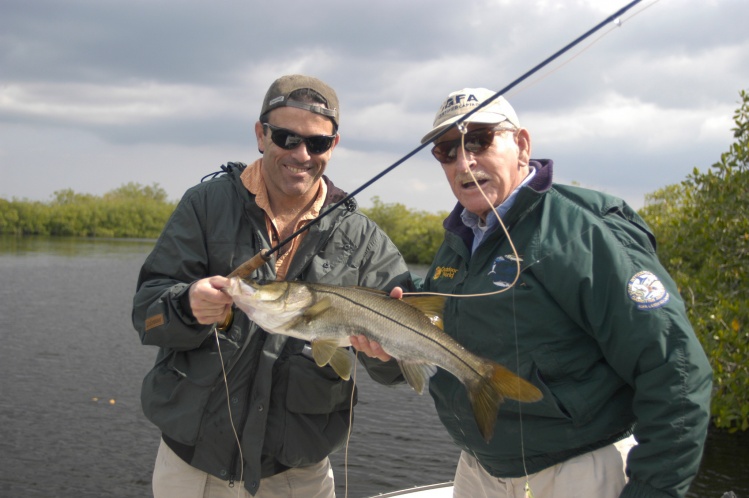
[308,287,488,371]
[275,282,511,383]
[233,279,513,385]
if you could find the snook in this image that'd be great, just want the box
[225,277,542,442]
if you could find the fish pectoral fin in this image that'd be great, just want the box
[328,348,355,381]
[311,340,355,381]
[398,361,438,395]
[402,296,446,330]
[302,298,333,320]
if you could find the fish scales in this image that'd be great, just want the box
[225,277,542,442]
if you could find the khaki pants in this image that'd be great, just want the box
[453,436,635,498]
[152,438,336,498]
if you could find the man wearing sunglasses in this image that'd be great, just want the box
[133,74,412,498]
[353,88,711,498]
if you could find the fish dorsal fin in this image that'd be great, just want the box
[311,340,354,381]
[398,360,438,395]
[302,297,332,319]
[402,296,446,330]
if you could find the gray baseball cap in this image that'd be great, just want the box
[260,74,339,128]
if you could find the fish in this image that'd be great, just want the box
[224,277,543,442]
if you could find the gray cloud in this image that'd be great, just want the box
[1,0,747,211]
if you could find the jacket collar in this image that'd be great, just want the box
[443,159,554,248]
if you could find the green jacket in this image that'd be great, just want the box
[423,160,712,498]
[132,162,411,496]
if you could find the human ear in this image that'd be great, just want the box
[516,129,531,166]
[255,121,265,153]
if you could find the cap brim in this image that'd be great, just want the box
[420,112,510,144]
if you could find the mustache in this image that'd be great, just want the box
[455,172,491,185]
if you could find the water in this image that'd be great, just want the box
[0,236,746,498]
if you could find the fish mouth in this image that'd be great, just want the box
[226,277,257,298]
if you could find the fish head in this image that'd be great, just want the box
[225,277,314,328]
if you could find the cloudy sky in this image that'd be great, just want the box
[1,0,747,214]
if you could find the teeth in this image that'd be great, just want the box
[287,165,307,173]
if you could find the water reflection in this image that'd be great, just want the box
[0,235,746,497]
[0,234,156,256]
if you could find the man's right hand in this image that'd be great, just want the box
[189,276,233,324]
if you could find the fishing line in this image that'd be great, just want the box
[392,1,661,488]
[217,1,652,494]
[213,325,245,498]
[403,124,523,301]
[401,0,659,303]
[343,351,360,498]
[504,0,663,101]
[236,0,646,270]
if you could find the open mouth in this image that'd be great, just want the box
[461,178,489,189]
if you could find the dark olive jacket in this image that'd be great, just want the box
[132,162,411,495]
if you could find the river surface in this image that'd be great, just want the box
[0,235,746,498]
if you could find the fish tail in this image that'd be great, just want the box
[468,364,543,442]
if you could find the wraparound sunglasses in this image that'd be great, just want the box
[263,123,336,155]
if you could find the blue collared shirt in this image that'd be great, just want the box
[461,167,536,254]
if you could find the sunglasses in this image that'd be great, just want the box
[263,123,336,155]
[431,127,516,164]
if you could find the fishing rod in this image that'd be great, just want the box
[229,0,644,278]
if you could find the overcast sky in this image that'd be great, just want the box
[1,0,747,214]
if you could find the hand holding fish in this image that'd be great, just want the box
[389,286,404,300]
[349,335,391,362]
[189,276,233,324]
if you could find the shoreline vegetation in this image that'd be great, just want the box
[0,187,446,265]
[2,90,746,433]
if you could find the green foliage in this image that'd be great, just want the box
[0,183,176,239]
[362,197,447,264]
[640,90,749,431]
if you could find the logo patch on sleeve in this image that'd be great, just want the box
[145,313,166,331]
[627,271,670,310]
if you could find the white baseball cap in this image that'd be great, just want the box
[421,88,520,144]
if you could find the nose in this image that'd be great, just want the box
[288,141,312,161]
[452,149,477,172]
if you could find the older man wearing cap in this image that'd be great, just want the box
[355,88,712,498]
[133,74,412,498]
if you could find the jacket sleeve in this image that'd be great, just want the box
[353,219,413,385]
[132,190,215,350]
[541,208,712,498]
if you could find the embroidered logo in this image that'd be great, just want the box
[433,266,459,280]
[436,93,480,121]
[627,271,670,310]
[488,254,522,288]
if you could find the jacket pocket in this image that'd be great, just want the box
[140,349,224,445]
[528,347,591,425]
[273,354,358,467]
